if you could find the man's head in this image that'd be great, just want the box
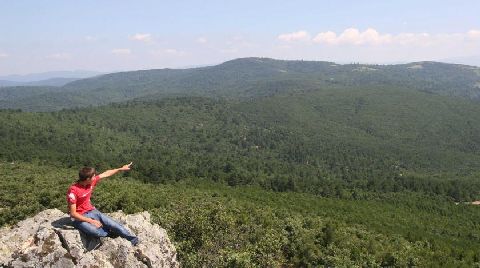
[78,167,96,183]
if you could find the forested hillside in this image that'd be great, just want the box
[1,58,479,111]
[2,162,480,267]
[1,85,480,200]
[1,58,480,266]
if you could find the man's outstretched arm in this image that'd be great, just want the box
[98,162,133,179]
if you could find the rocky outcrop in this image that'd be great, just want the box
[0,209,179,267]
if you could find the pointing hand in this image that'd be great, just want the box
[119,162,133,171]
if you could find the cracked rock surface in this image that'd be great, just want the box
[0,209,179,268]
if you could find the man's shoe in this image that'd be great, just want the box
[131,237,140,246]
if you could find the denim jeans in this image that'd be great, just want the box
[73,209,138,245]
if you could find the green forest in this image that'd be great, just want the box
[1,58,480,267]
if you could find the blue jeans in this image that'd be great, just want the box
[73,209,138,245]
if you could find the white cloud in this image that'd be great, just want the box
[313,31,337,44]
[46,53,72,60]
[272,27,480,63]
[111,48,132,55]
[85,36,96,41]
[314,28,392,45]
[312,28,480,46]
[129,33,152,43]
[0,52,8,58]
[361,28,393,45]
[197,37,208,44]
[278,30,311,42]
[467,30,480,40]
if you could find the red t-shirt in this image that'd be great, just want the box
[66,175,101,214]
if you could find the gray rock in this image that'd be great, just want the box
[0,209,179,267]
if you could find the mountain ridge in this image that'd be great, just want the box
[1,57,479,111]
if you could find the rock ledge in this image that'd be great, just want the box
[0,209,179,267]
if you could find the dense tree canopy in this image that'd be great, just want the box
[1,87,480,200]
[2,162,480,267]
[1,58,480,266]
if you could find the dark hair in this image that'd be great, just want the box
[78,167,96,181]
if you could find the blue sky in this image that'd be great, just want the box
[0,0,479,75]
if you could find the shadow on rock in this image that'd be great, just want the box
[51,217,101,251]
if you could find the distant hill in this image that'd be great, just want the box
[0,77,80,87]
[0,80,20,87]
[0,70,102,90]
[0,70,102,82]
[0,58,479,111]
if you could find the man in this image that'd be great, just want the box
[66,162,139,246]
